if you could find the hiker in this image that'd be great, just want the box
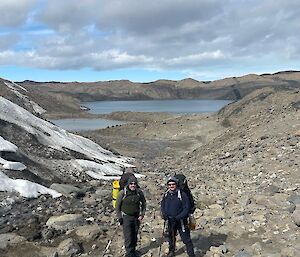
[161,176,195,257]
[112,168,139,208]
[115,175,146,257]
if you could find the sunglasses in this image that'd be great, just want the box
[129,182,137,185]
[168,183,176,186]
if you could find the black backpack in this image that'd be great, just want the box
[119,172,138,190]
[174,173,196,214]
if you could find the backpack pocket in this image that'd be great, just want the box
[188,214,196,230]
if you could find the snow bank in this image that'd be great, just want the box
[3,81,46,114]
[75,159,123,180]
[0,157,26,171]
[0,96,132,167]
[0,136,26,171]
[0,136,18,152]
[0,95,139,198]
[0,172,61,198]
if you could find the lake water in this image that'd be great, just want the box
[52,99,231,131]
[51,118,127,132]
[83,99,232,114]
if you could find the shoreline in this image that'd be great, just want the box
[45,110,213,122]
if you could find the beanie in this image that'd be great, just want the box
[127,175,138,185]
[167,176,178,184]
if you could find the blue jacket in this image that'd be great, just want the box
[161,189,190,220]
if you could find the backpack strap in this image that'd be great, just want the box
[177,189,182,201]
[163,188,170,198]
[162,189,182,201]
[136,188,143,200]
[122,187,127,200]
[123,187,142,200]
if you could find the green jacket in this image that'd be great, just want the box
[115,187,146,219]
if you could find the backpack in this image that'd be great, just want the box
[119,172,137,190]
[174,173,196,214]
[112,172,138,208]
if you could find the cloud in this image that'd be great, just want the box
[0,0,37,27]
[0,0,300,78]
[0,34,19,50]
[35,0,221,34]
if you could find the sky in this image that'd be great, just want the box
[0,0,300,82]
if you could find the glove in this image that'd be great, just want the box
[118,218,123,225]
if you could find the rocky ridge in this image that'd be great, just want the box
[18,71,300,119]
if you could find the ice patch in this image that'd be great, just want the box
[0,172,61,198]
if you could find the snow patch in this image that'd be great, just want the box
[0,172,61,198]
[0,95,137,198]
[0,136,18,152]
[0,96,131,167]
[86,170,121,180]
[0,137,26,171]
[3,81,46,114]
[75,159,123,175]
[0,158,26,171]
[4,81,27,92]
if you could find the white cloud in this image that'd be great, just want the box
[166,51,227,66]
[0,34,19,51]
[0,0,37,27]
[1,0,300,78]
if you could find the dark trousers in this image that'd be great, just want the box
[168,219,195,257]
[123,214,140,257]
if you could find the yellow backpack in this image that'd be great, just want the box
[112,180,120,208]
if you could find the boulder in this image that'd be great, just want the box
[46,214,85,231]
[292,206,300,226]
[57,238,82,256]
[50,183,84,197]
[0,233,26,249]
[75,224,102,240]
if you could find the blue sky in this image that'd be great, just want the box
[0,0,300,82]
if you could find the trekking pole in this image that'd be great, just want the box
[171,224,176,254]
[158,220,166,257]
[101,225,119,257]
[137,218,142,250]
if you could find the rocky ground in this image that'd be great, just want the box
[0,87,299,257]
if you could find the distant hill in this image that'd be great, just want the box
[13,70,300,118]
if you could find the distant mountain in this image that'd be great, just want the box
[17,71,300,118]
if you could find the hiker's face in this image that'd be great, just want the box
[167,182,177,191]
[128,182,137,191]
